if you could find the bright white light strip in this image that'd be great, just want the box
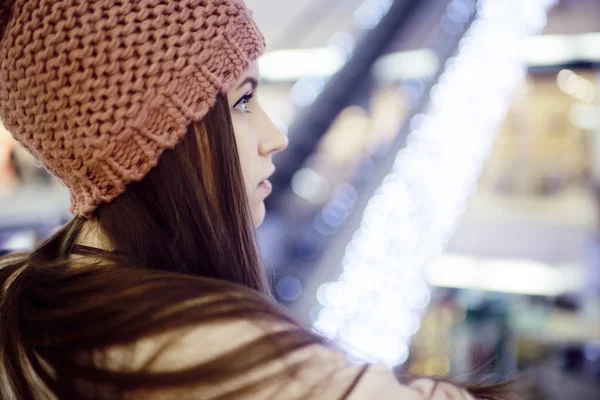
[3,231,36,251]
[373,49,439,82]
[258,48,347,81]
[313,0,557,368]
[259,47,438,82]
[525,32,600,67]
[259,31,598,83]
[426,254,583,296]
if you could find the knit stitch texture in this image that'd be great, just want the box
[0,0,265,217]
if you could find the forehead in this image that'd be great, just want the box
[240,60,259,79]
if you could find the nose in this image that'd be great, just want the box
[258,107,288,156]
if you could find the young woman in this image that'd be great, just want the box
[0,0,517,398]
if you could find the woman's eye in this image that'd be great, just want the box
[234,94,253,113]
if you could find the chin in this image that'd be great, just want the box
[252,202,266,228]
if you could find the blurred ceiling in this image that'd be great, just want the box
[247,0,600,52]
[245,0,365,50]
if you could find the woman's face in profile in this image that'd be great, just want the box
[226,61,288,227]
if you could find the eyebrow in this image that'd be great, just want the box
[237,77,259,91]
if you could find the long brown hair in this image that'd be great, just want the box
[33,93,269,296]
[1,94,314,399]
[0,94,521,399]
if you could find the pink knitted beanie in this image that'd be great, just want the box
[0,0,265,217]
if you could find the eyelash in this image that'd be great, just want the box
[234,93,254,114]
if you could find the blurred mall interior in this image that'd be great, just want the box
[1,0,599,398]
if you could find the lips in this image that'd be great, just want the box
[258,169,275,196]
[258,179,272,194]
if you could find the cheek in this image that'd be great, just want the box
[232,118,259,196]
[231,116,265,227]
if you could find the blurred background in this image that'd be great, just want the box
[1,0,599,398]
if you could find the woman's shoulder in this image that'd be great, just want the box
[1,257,472,399]
[113,322,474,400]
[105,316,430,400]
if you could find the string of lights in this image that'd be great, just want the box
[312,0,558,368]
